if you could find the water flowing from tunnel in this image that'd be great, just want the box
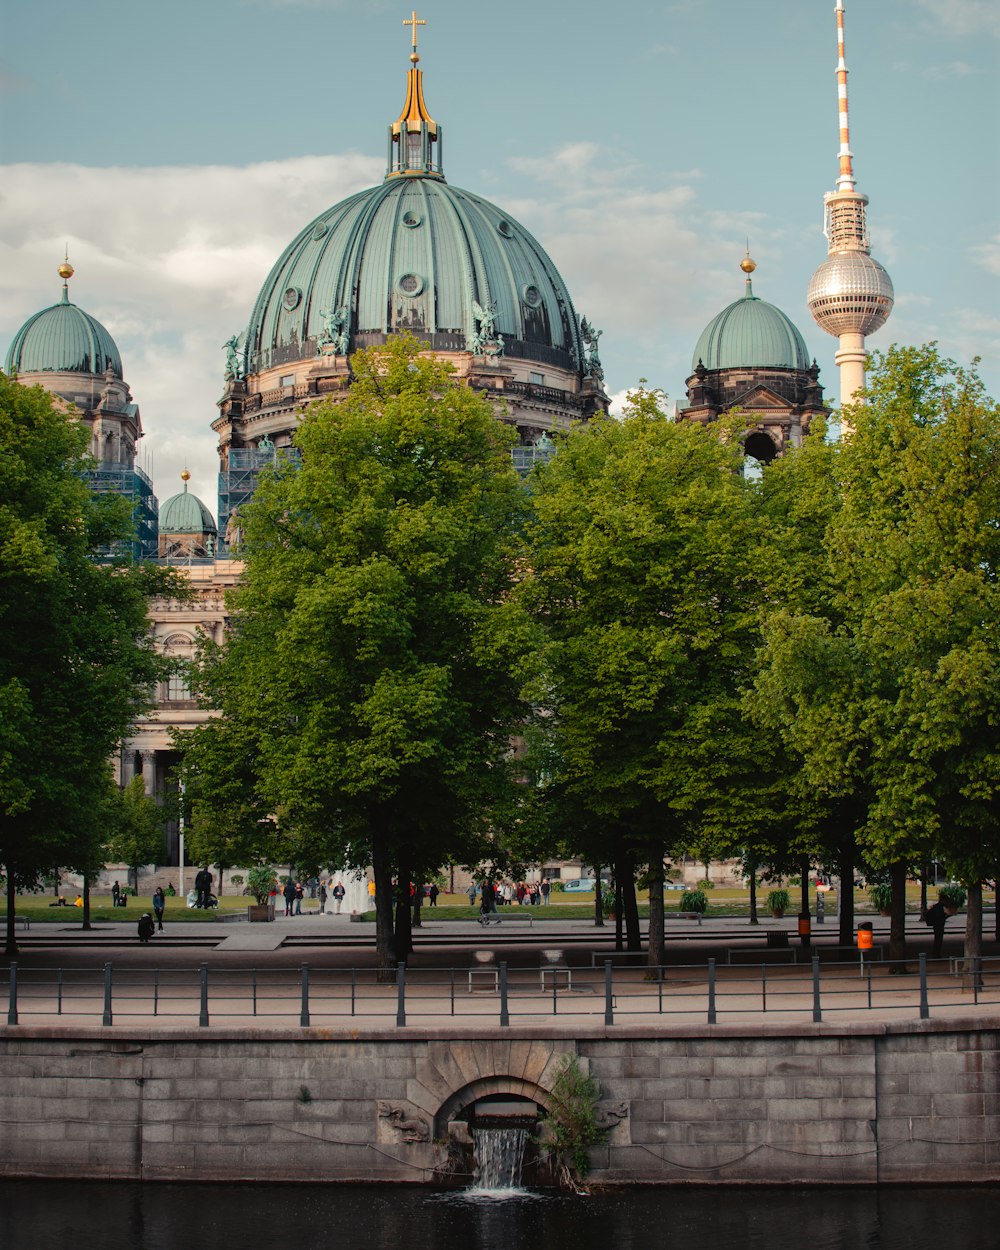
[470,1127,529,1192]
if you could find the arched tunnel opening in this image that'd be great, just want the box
[436,1093,557,1189]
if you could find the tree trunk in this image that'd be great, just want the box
[887,859,908,971]
[394,852,412,963]
[963,880,983,990]
[5,870,17,956]
[372,828,397,979]
[620,857,641,952]
[838,841,855,948]
[747,860,758,925]
[614,878,623,951]
[799,854,810,917]
[919,864,929,920]
[593,866,604,927]
[647,852,665,968]
[82,874,92,931]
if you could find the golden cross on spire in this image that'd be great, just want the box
[403,9,426,61]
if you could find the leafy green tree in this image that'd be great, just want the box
[752,348,1000,966]
[184,336,534,972]
[0,374,180,952]
[105,776,165,892]
[522,390,764,964]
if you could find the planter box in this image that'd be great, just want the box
[247,903,275,923]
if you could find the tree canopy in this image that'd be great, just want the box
[181,336,535,970]
[0,373,179,951]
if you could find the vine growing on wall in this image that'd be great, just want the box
[543,1054,608,1189]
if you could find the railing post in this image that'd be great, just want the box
[300,962,310,1027]
[450,967,455,1017]
[707,958,717,1025]
[974,955,982,1001]
[7,961,17,1025]
[919,952,929,1020]
[351,967,356,1017]
[102,962,113,1027]
[57,967,63,1017]
[812,956,822,1023]
[396,962,406,1027]
[604,960,614,1025]
[866,958,873,1009]
[199,963,209,1028]
[499,962,509,1028]
[252,968,258,1017]
[152,968,158,1017]
[761,964,767,1013]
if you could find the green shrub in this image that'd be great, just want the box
[867,882,893,912]
[679,889,708,914]
[549,880,565,893]
[697,879,715,891]
[246,865,276,905]
[766,889,790,914]
[543,1055,607,1184]
[939,884,967,909]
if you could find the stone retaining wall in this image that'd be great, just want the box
[1,1020,997,1185]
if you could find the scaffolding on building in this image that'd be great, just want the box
[88,461,159,561]
[217,446,301,550]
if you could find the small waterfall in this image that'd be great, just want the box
[471,1126,529,1192]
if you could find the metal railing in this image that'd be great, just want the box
[3,955,996,1030]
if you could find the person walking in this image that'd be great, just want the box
[332,881,346,914]
[112,881,121,907]
[924,893,958,958]
[428,883,439,907]
[467,882,477,910]
[318,881,328,914]
[294,880,304,915]
[152,887,166,931]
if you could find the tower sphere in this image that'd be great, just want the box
[807,251,894,339]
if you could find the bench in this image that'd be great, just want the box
[469,951,498,992]
[672,911,704,924]
[0,916,30,931]
[727,948,796,965]
[590,950,647,967]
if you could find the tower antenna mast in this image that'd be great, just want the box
[806,0,894,417]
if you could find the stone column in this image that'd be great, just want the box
[140,750,157,796]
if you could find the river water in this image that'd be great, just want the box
[1,1181,997,1250]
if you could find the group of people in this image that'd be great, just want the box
[466,879,551,909]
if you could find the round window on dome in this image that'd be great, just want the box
[397,273,424,297]
[283,286,302,310]
[402,211,422,229]
[312,222,328,240]
[521,284,542,308]
[497,220,514,238]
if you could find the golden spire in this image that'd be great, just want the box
[58,244,74,283]
[387,8,442,178]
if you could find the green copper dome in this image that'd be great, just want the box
[5,284,123,379]
[244,178,585,376]
[693,277,810,372]
[159,479,217,535]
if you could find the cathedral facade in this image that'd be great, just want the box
[4,23,829,870]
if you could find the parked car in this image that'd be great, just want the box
[562,878,595,892]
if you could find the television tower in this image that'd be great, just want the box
[807,0,893,412]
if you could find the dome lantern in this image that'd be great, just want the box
[386,10,444,181]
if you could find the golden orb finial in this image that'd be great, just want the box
[740,252,757,275]
[410,51,419,63]
[181,469,191,483]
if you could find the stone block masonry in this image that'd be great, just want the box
[0,1021,997,1185]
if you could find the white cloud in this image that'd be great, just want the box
[914,0,1000,37]
[971,232,1000,277]
[924,59,981,79]
[0,155,382,512]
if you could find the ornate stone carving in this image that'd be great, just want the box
[377,1101,430,1143]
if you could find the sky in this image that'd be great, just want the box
[2,0,998,515]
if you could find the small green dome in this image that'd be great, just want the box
[693,278,810,372]
[5,286,123,379]
[159,480,217,535]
